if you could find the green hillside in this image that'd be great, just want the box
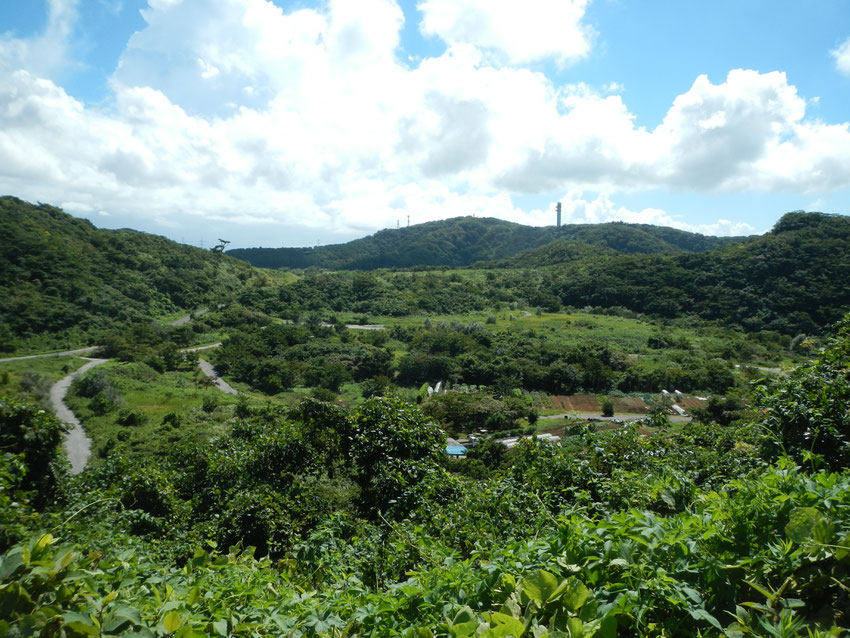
[546,211,850,333]
[231,211,849,334]
[0,197,261,353]
[227,216,746,270]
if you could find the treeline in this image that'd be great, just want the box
[0,197,261,352]
[206,313,765,400]
[228,216,744,270]
[236,211,850,335]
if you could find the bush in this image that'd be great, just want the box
[600,396,614,417]
[0,397,67,508]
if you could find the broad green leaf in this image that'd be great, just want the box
[484,611,525,637]
[162,611,182,634]
[566,617,583,638]
[561,579,589,612]
[66,621,99,636]
[104,616,132,634]
[453,607,477,625]
[500,597,522,618]
[835,534,850,561]
[64,611,93,625]
[113,605,142,626]
[688,608,722,630]
[103,590,118,605]
[186,586,201,606]
[785,507,827,543]
[451,620,480,638]
[522,570,559,605]
[599,615,618,638]
[0,582,33,618]
[212,618,229,636]
[56,549,74,571]
[64,611,98,636]
[34,533,54,554]
[0,553,24,580]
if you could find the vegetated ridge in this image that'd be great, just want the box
[542,211,850,334]
[235,211,850,334]
[0,196,258,351]
[227,215,748,270]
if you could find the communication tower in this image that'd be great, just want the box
[556,202,562,228]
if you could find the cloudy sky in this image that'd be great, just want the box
[1,0,849,248]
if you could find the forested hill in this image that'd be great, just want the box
[227,216,747,270]
[0,197,259,351]
[545,211,850,334]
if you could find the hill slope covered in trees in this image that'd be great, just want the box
[227,216,747,270]
[0,197,261,352]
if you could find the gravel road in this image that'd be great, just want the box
[0,346,101,363]
[169,307,209,327]
[49,358,109,474]
[539,412,691,423]
[198,358,239,395]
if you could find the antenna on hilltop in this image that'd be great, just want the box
[397,219,399,229]
[556,202,562,228]
[407,214,410,228]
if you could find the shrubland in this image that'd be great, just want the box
[2,315,850,636]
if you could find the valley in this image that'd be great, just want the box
[1,198,849,637]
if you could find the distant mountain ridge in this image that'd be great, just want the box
[227,216,749,270]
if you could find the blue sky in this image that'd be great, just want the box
[1,0,849,248]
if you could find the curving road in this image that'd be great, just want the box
[49,357,109,474]
[0,346,101,363]
[197,358,239,395]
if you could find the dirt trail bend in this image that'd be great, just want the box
[49,358,109,474]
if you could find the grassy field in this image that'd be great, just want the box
[0,355,90,404]
[64,360,245,462]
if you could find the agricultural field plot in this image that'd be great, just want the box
[677,396,708,409]
[611,396,651,414]
[547,394,602,412]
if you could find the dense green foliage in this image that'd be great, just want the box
[228,216,744,270]
[3,317,850,635]
[755,315,850,470]
[0,197,261,352]
[0,398,67,548]
[228,212,850,335]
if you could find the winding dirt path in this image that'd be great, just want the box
[49,358,109,474]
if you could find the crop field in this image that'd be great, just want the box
[547,394,601,412]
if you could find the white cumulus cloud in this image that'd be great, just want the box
[418,0,593,66]
[0,0,848,245]
[832,37,850,75]
[0,0,78,78]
